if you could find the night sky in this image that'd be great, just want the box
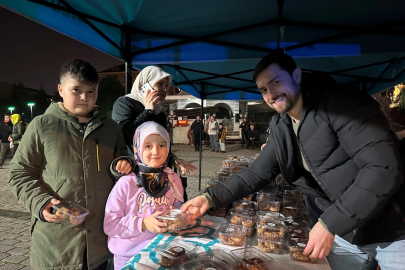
[0,6,122,95]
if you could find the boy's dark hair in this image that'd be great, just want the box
[4,113,10,117]
[253,52,297,82]
[219,123,223,126]
[60,59,99,85]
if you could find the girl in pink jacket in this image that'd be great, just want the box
[104,121,184,269]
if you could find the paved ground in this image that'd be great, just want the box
[0,143,260,269]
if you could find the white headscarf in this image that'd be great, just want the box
[126,66,173,114]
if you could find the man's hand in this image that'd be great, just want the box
[180,195,209,221]
[115,159,132,174]
[261,143,266,150]
[142,211,167,233]
[303,222,335,259]
[42,198,61,222]
[174,158,196,176]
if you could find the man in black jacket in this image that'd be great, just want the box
[182,52,405,269]
[0,113,13,168]
[191,115,203,152]
[245,124,259,149]
[239,118,249,147]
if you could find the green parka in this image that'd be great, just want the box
[9,103,129,270]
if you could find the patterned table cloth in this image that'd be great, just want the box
[122,216,332,270]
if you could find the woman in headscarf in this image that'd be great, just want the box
[112,66,196,194]
[8,114,25,155]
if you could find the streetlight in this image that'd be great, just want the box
[8,107,15,115]
[27,103,35,120]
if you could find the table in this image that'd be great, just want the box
[122,216,332,270]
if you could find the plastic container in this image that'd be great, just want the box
[215,206,230,217]
[284,218,309,233]
[229,209,256,227]
[289,239,317,264]
[282,207,304,218]
[242,194,254,201]
[233,200,257,212]
[205,179,221,189]
[282,196,304,209]
[222,159,237,168]
[218,224,247,247]
[179,257,232,270]
[287,228,310,247]
[257,197,281,212]
[154,240,197,268]
[192,249,242,269]
[231,247,274,270]
[258,238,284,254]
[256,191,280,201]
[230,165,244,174]
[283,190,304,198]
[236,161,249,168]
[228,155,242,161]
[256,211,285,226]
[256,221,286,242]
[217,168,231,181]
[158,208,189,231]
[52,201,89,227]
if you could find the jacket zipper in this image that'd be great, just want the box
[95,138,100,172]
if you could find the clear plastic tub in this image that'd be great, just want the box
[257,197,281,212]
[233,200,257,212]
[230,165,244,174]
[231,247,274,270]
[284,218,309,233]
[218,224,247,247]
[258,238,284,254]
[256,191,280,201]
[256,211,285,226]
[282,196,304,209]
[287,228,310,247]
[282,207,304,218]
[236,161,249,168]
[217,168,231,181]
[179,257,232,270]
[289,239,317,264]
[215,206,230,217]
[229,209,256,227]
[222,159,237,168]
[154,240,197,268]
[51,201,89,227]
[256,221,286,242]
[205,179,221,189]
[242,194,254,201]
[158,208,189,231]
[228,155,243,161]
[283,190,304,198]
[192,249,242,269]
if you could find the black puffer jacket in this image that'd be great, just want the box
[207,86,405,245]
[0,121,13,143]
[112,96,167,156]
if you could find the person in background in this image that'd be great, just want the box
[8,114,25,155]
[0,113,13,169]
[217,123,226,153]
[222,116,229,129]
[191,115,203,152]
[204,116,211,147]
[239,118,249,147]
[8,59,135,270]
[208,115,219,152]
[112,66,196,176]
[104,122,184,270]
[246,124,259,149]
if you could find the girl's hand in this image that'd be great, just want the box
[144,89,160,109]
[142,211,167,233]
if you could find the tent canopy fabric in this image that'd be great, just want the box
[1,0,405,99]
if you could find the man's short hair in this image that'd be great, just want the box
[4,113,10,117]
[60,59,99,85]
[219,123,223,126]
[253,52,297,82]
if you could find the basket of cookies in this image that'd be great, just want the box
[52,201,89,227]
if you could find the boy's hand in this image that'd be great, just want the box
[142,211,167,233]
[116,159,132,174]
[42,199,61,222]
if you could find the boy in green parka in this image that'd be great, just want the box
[9,59,134,270]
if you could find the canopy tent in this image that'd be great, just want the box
[1,0,405,100]
[2,0,405,189]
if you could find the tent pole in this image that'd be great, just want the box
[199,83,205,192]
[276,0,285,51]
[124,27,132,94]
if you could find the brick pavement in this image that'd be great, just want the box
[0,143,259,269]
